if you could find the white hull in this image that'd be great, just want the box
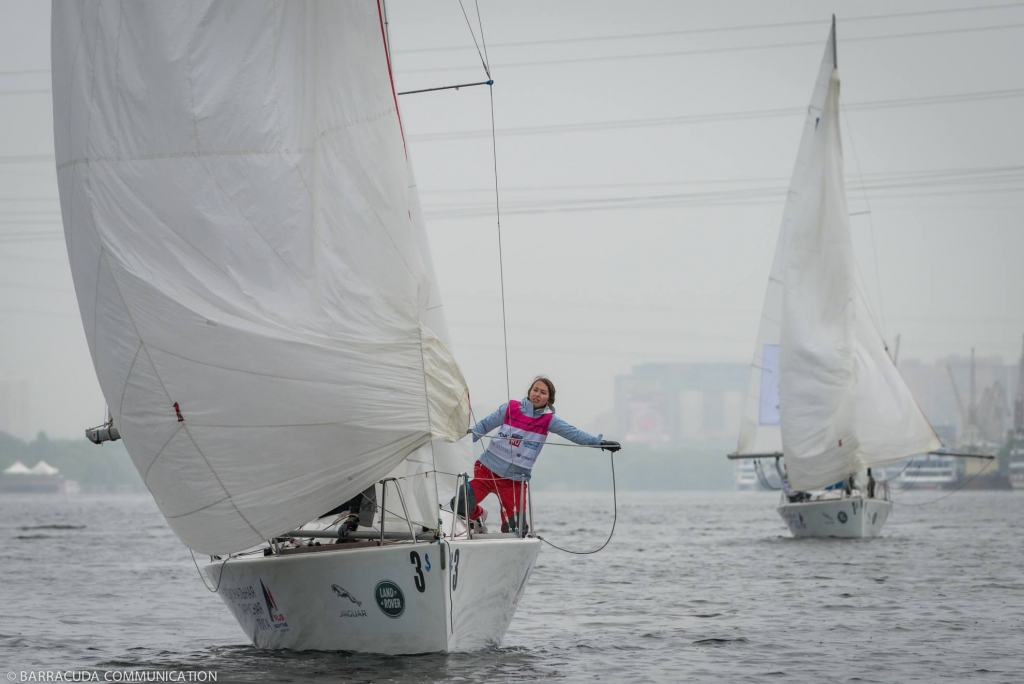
[202,536,540,654]
[777,497,891,538]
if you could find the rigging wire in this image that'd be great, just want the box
[455,0,511,399]
[457,0,490,77]
[840,92,887,342]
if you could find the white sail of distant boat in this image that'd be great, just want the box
[731,19,940,538]
[52,1,538,653]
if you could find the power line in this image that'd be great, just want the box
[396,21,1024,75]
[0,307,77,318]
[0,280,70,293]
[420,164,1024,194]
[408,88,1024,142]
[0,89,50,97]
[422,172,1024,218]
[4,87,1022,161]
[0,154,54,165]
[394,2,1024,54]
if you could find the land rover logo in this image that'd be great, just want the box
[837,511,848,523]
[374,580,405,618]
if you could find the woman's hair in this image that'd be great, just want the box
[527,376,555,407]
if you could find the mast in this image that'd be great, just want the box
[1016,335,1024,433]
[969,347,978,438]
[831,15,837,68]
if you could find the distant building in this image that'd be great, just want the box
[899,354,1018,445]
[615,356,1021,490]
[615,362,748,448]
[0,379,31,441]
[0,459,79,494]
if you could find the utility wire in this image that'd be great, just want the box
[409,88,1024,142]
[393,2,1024,54]
[397,21,1024,75]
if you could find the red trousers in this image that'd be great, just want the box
[469,460,528,523]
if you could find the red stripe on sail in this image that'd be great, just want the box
[377,0,407,158]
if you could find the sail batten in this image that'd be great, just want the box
[54,1,470,554]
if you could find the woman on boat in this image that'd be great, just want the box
[464,376,620,533]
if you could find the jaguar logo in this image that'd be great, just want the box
[331,584,362,606]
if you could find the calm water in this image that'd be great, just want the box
[1,489,1021,683]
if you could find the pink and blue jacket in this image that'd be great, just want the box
[471,398,602,482]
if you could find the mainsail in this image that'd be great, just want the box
[775,26,940,491]
[52,2,471,554]
[736,22,939,490]
[735,27,836,459]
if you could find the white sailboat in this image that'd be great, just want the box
[729,20,942,538]
[52,1,538,653]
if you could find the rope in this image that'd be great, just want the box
[754,458,782,491]
[536,452,617,555]
[190,548,230,593]
[467,430,616,449]
[892,459,995,507]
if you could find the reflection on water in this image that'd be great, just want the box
[1,490,1022,682]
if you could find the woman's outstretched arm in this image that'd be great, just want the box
[548,415,603,446]
[469,402,508,442]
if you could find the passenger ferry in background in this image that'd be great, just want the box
[886,454,958,490]
[733,459,781,491]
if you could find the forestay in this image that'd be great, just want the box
[778,54,939,490]
[735,27,836,458]
[52,1,471,554]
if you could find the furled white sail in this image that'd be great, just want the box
[381,162,475,529]
[52,2,471,554]
[778,56,940,491]
[735,27,836,458]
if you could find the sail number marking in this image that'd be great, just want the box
[410,551,425,593]
[452,548,460,591]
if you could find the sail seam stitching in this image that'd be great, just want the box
[142,422,183,484]
[191,144,314,298]
[101,250,264,541]
[143,340,420,386]
[163,432,427,520]
[117,339,144,424]
[184,1,201,155]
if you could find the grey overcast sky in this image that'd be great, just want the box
[1,1,1023,440]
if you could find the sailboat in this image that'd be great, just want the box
[728,19,943,538]
[52,1,538,653]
